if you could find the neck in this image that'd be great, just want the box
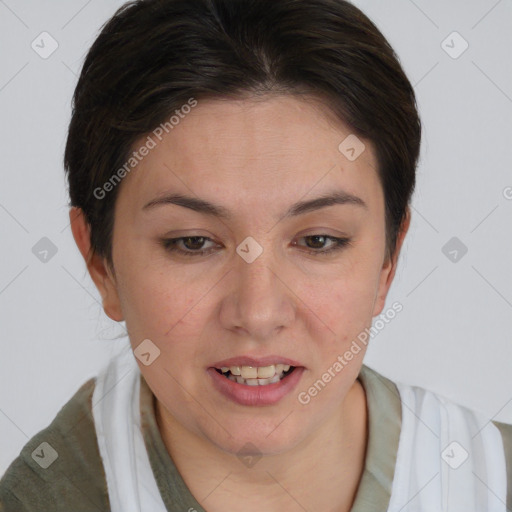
[156,379,368,512]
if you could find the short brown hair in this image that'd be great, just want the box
[64,0,421,271]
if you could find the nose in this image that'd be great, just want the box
[219,246,296,341]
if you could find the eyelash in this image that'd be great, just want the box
[161,235,352,257]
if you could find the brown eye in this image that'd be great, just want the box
[294,235,351,255]
[304,235,329,249]
[161,236,218,257]
[181,236,207,250]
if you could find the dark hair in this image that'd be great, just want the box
[64,0,421,272]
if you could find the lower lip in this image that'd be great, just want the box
[207,367,305,406]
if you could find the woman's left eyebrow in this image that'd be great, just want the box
[142,189,367,220]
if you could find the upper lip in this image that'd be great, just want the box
[209,355,303,369]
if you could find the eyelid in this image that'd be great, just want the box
[161,236,219,257]
[292,235,352,256]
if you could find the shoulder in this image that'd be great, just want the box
[0,378,110,512]
[361,366,512,501]
[382,370,512,494]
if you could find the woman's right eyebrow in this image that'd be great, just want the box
[142,193,231,219]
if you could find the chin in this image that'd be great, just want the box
[198,413,309,458]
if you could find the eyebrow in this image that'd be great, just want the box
[142,190,367,219]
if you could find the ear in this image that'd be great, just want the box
[372,206,411,317]
[69,207,124,322]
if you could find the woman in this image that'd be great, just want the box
[1,0,510,510]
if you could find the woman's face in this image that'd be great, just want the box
[91,94,406,455]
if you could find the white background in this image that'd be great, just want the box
[1,0,511,475]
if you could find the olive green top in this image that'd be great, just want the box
[0,364,510,511]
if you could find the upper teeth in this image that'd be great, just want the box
[220,364,291,379]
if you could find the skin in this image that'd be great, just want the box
[70,94,410,512]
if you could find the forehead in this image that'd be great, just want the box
[117,94,382,218]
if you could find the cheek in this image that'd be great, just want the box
[112,229,195,329]
[301,246,383,350]
[119,271,207,394]
[122,275,202,336]
[310,276,376,343]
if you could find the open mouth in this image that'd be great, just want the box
[214,365,296,386]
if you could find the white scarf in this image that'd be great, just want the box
[387,381,508,511]
[92,343,168,512]
[92,344,508,511]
